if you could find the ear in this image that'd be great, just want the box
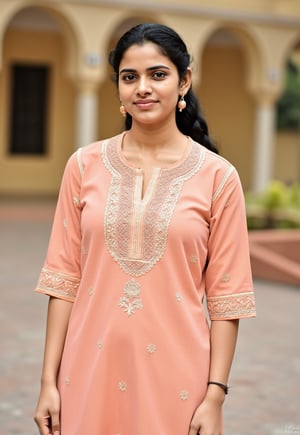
[179,67,192,95]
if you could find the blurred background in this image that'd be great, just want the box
[0,0,300,196]
[0,0,299,433]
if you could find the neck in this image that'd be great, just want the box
[125,119,186,152]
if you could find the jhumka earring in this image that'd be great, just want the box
[120,104,127,117]
[177,95,187,112]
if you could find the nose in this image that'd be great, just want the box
[136,76,151,95]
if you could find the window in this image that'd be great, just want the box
[9,64,50,155]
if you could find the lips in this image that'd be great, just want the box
[134,99,158,109]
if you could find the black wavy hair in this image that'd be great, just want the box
[109,23,218,154]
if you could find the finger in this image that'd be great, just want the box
[50,409,61,435]
[188,422,200,435]
[34,413,50,435]
[42,416,51,434]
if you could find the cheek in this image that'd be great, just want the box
[165,88,180,108]
[118,83,129,99]
[161,82,180,101]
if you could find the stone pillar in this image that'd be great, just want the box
[252,96,277,192]
[75,81,99,148]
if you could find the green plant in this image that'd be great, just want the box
[277,58,300,131]
[246,181,300,230]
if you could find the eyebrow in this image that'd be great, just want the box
[119,65,170,74]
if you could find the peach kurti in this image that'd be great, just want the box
[36,133,255,435]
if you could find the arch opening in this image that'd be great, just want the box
[0,4,79,195]
[198,27,259,189]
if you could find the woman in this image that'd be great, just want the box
[34,23,256,435]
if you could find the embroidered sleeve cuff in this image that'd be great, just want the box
[207,291,256,320]
[35,267,80,302]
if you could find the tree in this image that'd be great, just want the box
[277,57,300,131]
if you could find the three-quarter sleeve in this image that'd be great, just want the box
[35,150,83,302]
[205,166,256,320]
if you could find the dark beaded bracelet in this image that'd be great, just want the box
[207,381,229,395]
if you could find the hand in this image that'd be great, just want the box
[34,384,61,435]
[188,394,224,435]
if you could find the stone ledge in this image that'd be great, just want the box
[249,229,300,286]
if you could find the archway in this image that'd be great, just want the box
[198,26,262,189]
[0,5,79,195]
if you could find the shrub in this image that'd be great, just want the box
[246,181,300,230]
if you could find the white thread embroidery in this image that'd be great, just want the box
[180,390,189,400]
[119,280,143,316]
[118,381,127,392]
[176,293,183,302]
[102,136,206,277]
[147,344,157,354]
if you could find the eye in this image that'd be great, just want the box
[153,71,167,80]
[121,73,136,82]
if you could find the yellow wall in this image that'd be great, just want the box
[275,131,300,183]
[98,64,124,140]
[0,28,75,195]
[199,44,255,189]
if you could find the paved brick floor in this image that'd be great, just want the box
[0,199,299,434]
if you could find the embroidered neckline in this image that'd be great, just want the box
[102,134,206,277]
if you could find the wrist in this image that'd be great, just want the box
[206,382,227,405]
[207,381,229,395]
[41,375,57,387]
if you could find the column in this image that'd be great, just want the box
[252,98,276,192]
[75,81,99,148]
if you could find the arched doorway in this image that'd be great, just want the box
[199,27,259,190]
[0,5,78,196]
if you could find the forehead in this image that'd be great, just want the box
[119,42,174,70]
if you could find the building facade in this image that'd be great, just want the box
[0,0,300,196]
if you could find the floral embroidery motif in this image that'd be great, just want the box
[97,340,103,350]
[65,376,70,386]
[102,136,206,277]
[63,218,68,228]
[207,292,256,320]
[180,390,189,400]
[73,196,80,207]
[37,267,80,301]
[190,254,199,263]
[221,273,230,283]
[176,293,183,302]
[119,279,143,316]
[147,344,157,354]
[88,287,94,296]
[118,381,127,392]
